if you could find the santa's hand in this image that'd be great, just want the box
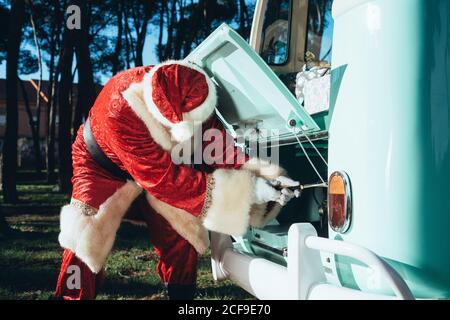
[270,176,302,205]
[253,177,281,205]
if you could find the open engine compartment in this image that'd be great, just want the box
[233,136,329,266]
[186,24,331,266]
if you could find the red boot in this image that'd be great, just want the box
[54,249,104,300]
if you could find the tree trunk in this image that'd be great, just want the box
[174,0,185,59]
[157,0,165,60]
[164,0,177,59]
[182,8,194,57]
[57,31,75,194]
[238,0,249,37]
[111,0,123,75]
[125,18,136,64]
[47,65,59,183]
[135,31,146,67]
[46,0,62,183]
[2,0,26,204]
[200,0,210,36]
[123,5,131,68]
[133,2,151,67]
[28,2,43,172]
[19,78,41,171]
[72,0,95,133]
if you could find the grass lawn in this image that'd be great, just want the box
[0,184,252,300]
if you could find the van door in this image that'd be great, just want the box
[250,0,309,75]
[251,0,334,72]
[185,24,322,144]
[250,0,335,132]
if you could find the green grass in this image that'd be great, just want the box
[0,214,252,300]
[0,183,70,206]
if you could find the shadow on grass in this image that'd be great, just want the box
[0,266,59,294]
[6,229,59,241]
[197,285,253,300]
[100,277,164,298]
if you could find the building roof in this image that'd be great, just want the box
[0,79,103,105]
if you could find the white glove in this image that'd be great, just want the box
[253,177,281,205]
[270,176,301,206]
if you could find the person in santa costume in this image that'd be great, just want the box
[53,60,299,300]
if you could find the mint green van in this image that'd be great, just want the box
[186,0,450,300]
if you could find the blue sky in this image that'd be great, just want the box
[0,24,161,85]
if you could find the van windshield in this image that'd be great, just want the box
[306,0,334,64]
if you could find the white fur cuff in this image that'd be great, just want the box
[242,158,285,180]
[249,203,282,229]
[58,181,143,273]
[201,169,254,237]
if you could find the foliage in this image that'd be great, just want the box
[25,0,253,80]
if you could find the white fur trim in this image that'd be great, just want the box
[58,181,143,273]
[142,60,217,142]
[241,159,285,228]
[242,158,285,180]
[122,82,175,152]
[145,193,210,254]
[122,82,199,155]
[202,169,255,236]
[249,203,283,229]
[170,121,195,143]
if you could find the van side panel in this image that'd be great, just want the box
[329,0,450,298]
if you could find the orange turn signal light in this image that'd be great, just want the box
[328,171,352,233]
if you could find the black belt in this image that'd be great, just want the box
[83,118,132,181]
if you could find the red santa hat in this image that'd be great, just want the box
[142,60,217,142]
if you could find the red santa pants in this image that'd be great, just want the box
[54,195,198,300]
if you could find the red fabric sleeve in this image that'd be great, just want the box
[102,109,208,217]
[200,117,249,171]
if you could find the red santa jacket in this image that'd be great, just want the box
[58,63,284,274]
